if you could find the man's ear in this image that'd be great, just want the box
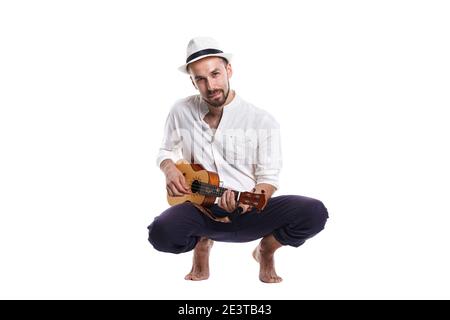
[190,77,198,89]
[226,63,233,79]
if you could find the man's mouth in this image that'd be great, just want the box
[209,91,221,99]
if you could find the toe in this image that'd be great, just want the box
[274,276,283,283]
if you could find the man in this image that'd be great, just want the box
[148,37,328,283]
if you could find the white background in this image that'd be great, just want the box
[1,0,449,299]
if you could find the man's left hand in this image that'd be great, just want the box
[237,184,276,214]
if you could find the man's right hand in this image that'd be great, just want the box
[161,160,191,197]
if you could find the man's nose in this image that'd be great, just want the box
[206,78,214,91]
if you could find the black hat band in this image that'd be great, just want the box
[186,48,224,63]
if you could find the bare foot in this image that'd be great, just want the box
[253,236,283,283]
[185,237,213,281]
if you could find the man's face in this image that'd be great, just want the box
[188,57,232,107]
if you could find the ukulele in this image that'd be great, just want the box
[167,161,266,211]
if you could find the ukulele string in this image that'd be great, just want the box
[184,179,225,196]
[182,179,258,205]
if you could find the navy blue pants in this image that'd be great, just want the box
[148,195,328,254]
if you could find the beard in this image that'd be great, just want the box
[204,81,230,107]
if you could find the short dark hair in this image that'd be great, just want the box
[219,57,229,66]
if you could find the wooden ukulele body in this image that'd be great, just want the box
[167,162,219,207]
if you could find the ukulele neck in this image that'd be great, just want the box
[191,180,241,201]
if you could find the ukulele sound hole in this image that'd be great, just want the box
[191,180,201,193]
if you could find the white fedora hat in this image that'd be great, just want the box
[178,37,232,74]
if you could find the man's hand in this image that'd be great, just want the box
[161,159,191,197]
[237,203,252,214]
[218,189,237,213]
[218,189,252,214]
[250,184,277,212]
[219,184,276,215]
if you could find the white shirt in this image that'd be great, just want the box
[156,93,282,192]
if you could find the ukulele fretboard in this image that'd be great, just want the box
[191,180,239,200]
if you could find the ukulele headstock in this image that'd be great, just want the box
[238,191,267,211]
